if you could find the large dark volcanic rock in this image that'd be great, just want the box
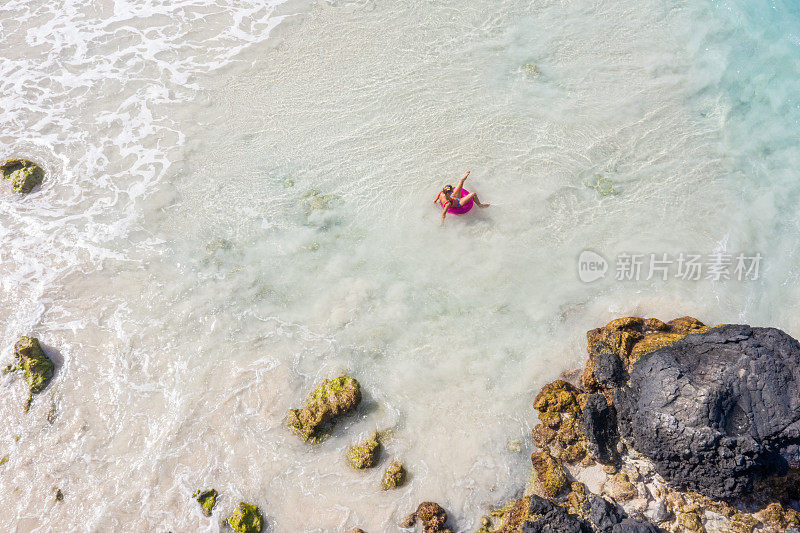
[615,324,800,500]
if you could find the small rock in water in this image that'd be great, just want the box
[286,375,361,442]
[1,158,44,193]
[346,432,381,469]
[192,488,217,517]
[13,336,54,411]
[414,502,449,532]
[54,488,63,502]
[381,461,406,490]
[227,502,263,533]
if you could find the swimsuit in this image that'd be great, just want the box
[441,192,460,209]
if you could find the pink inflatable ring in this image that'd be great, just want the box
[439,188,473,215]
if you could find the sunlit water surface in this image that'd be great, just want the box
[2,0,800,530]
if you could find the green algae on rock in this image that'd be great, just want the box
[0,456,8,466]
[192,488,217,517]
[286,375,361,442]
[346,432,381,469]
[13,337,54,411]
[381,460,406,490]
[1,158,44,193]
[227,502,263,533]
[530,451,569,498]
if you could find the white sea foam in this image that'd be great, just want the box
[1,0,799,531]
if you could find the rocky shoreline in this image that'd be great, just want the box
[468,317,800,533]
[8,315,800,532]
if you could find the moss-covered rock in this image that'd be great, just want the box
[381,460,406,490]
[729,512,759,533]
[346,432,381,469]
[531,451,569,498]
[582,316,708,392]
[286,375,361,442]
[666,316,709,334]
[13,337,54,411]
[531,380,593,465]
[532,380,583,422]
[756,502,800,530]
[411,501,449,532]
[675,503,705,532]
[192,488,217,517]
[1,158,44,193]
[627,332,686,366]
[0,456,7,466]
[227,502,263,533]
[492,497,533,533]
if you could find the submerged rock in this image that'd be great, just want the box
[615,324,800,500]
[192,488,217,517]
[1,158,44,193]
[299,189,341,214]
[227,502,263,533]
[12,337,54,411]
[346,432,381,469]
[286,375,361,442]
[381,460,406,490]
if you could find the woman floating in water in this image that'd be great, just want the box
[434,170,490,223]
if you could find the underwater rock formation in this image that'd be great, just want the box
[286,375,361,442]
[1,158,44,193]
[616,324,800,500]
[227,502,263,533]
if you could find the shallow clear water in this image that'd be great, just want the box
[1,0,800,531]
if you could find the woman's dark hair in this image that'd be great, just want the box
[443,185,453,193]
